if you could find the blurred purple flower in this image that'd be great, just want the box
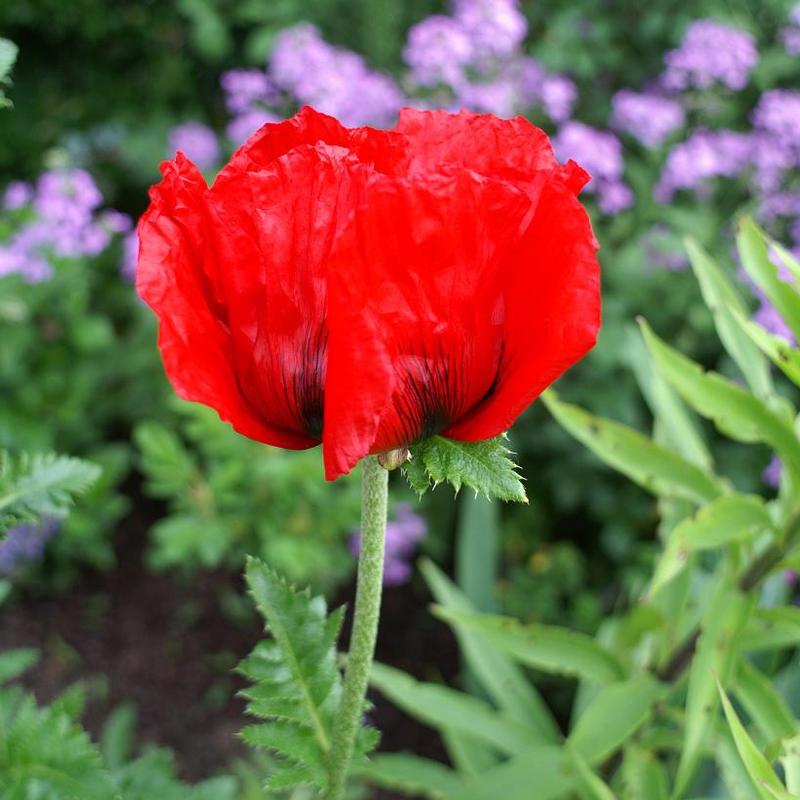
[662,20,758,92]
[752,90,800,154]
[611,90,685,147]
[782,4,800,54]
[598,181,634,214]
[754,301,796,344]
[404,15,474,88]
[0,518,60,576]
[220,69,279,115]
[457,75,517,117]
[452,0,527,66]
[539,74,578,123]
[554,122,631,214]
[655,129,752,202]
[763,453,783,488]
[271,23,404,127]
[120,230,139,281]
[350,503,427,587]
[167,122,220,170]
[226,108,279,147]
[2,181,32,211]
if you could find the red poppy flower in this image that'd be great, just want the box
[136,106,600,480]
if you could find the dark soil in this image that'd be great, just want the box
[0,485,458,796]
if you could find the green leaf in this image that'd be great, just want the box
[567,745,620,800]
[134,422,197,497]
[541,390,725,505]
[369,662,540,755]
[740,608,800,653]
[0,38,17,82]
[686,238,773,400]
[0,687,116,799]
[737,218,800,344]
[674,572,755,797]
[420,559,560,742]
[649,495,773,597]
[640,321,800,475]
[622,746,669,800]
[440,727,499,776]
[627,328,712,470]
[781,733,800,795]
[455,492,499,613]
[404,435,527,503]
[457,746,576,800]
[100,703,137,772]
[0,648,38,684]
[239,557,372,791]
[728,305,800,389]
[567,676,665,765]
[356,754,464,799]
[719,679,786,800]
[734,660,797,744]
[433,607,625,685]
[0,451,101,533]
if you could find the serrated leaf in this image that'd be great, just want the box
[406,435,527,503]
[719,679,787,800]
[541,389,725,505]
[737,218,800,344]
[0,649,38,684]
[433,607,625,685]
[420,559,560,742]
[640,320,800,475]
[686,237,773,400]
[239,557,363,791]
[0,451,101,533]
[649,495,773,597]
[567,676,665,765]
[369,662,540,755]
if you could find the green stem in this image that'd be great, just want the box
[326,455,388,800]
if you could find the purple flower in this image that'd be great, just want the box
[612,90,686,148]
[655,129,752,202]
[754,301,796,344]
[2,181,32,211]
[403,15,474,88]
[783,27,800,55]
[226,108,279,147]
[763,453,783,488]
[457,75,517,117]
[662,20,758,92]
[350,503,427,587]
[270,23,404,127]
[539,74,577,123]
[0,518,60,576]
[643,225,689,272]
[752,90,800,154]
[120,230,139,281]
[598,181,634,214]
[452,0,527,66]
[220,69,279,115]
[100,209,133,234]
[167,122,220,171]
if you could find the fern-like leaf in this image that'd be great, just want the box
[0,450,101,534]
[239,557,377,791]
[0,685,116,799]
[403,435,527,503]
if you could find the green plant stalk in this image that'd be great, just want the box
[326,455,388,800]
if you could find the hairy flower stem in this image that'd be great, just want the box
[326,456,388,800]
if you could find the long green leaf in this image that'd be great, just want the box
[369,662,539,755]
[640,321,800,475]
[649,495,773,596]
[734,659,797,743]
[567,745,620,800]
[719,680,786,800]
[433,607,625,685]
[623,746,669,800]
[737,218,800,343]
[729,306,800,388]
[541,390,725,505]
[420,559,560,742]
[568,676,665,765]
[674,572,755,797]
[356,754,464,799]
[686,238,773,399]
